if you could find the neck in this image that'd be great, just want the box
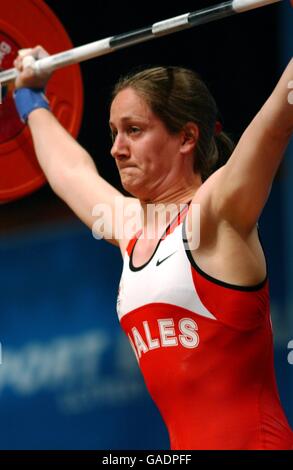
[139,179,201,239]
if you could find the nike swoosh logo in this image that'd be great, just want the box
[156,251,177,267]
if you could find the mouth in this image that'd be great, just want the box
[118,165,136,170]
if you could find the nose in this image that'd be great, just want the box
[111,133,130,160]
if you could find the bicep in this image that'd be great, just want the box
[53,163,140,247]
[213,111,291,234]
[212,60,293,233]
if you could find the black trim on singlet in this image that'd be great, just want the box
[129,202,191,272]
[182,216,268,292]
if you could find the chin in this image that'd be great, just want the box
[121,179,146,198]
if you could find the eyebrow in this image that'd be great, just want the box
[109,116,148,127]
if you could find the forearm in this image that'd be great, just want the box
[260,58,293,138]
[27,108,98,192]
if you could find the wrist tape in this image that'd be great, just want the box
[13,87,51,123]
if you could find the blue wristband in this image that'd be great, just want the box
[13,87,51,123]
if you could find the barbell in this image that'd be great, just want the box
[0,0,289,202]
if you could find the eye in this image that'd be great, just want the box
[128,126,140,135]
[110,129,117,143]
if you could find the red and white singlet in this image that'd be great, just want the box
[116,204,293,449]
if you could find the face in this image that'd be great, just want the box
[109,88,183,199]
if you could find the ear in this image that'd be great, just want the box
[180,122,199,155]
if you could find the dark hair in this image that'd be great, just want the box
[112,66,235,181]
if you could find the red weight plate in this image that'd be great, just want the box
[0,0,83,202]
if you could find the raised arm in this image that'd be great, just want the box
[212,58,293,234]
[13,47,138,250]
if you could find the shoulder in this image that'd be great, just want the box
[187,167,226,243]
[116,197,142,257]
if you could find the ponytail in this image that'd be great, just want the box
[199,130,235,181]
